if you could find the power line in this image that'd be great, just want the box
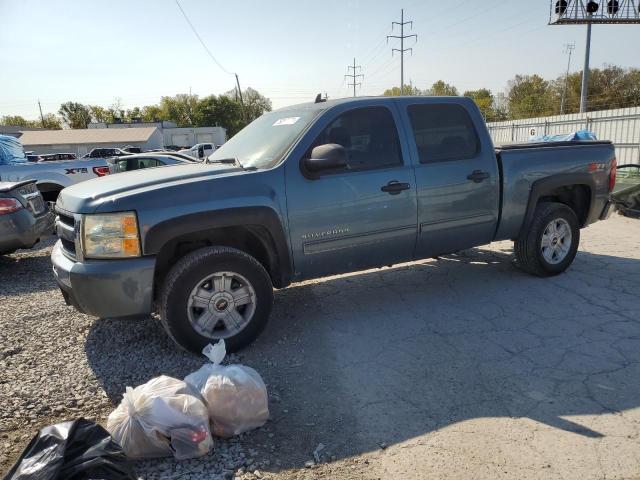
[387,9,417,94]
[345,58,364,97]
[174,0,234,76]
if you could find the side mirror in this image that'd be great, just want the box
[198,146,204,158]
[302,143,347,176]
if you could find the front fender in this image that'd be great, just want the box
[143,206,293,287]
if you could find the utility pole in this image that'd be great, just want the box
[580,18,592,113]
[345,58,363,97]
[37,100,45,127]
[560,43,575,114]
[387,9,417,95]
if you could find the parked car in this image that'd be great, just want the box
[82,148,130,159]
[179,143,216,160]
[0,135,110,202]
[122,145,142,154]
[38,153,77,162]
[51,96,616,354]
[25,151,40,162]
[0,179,55,255]
[106,153,194,175]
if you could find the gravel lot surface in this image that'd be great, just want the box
[1,213,639,480]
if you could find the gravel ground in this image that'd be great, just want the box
[1,214,640,480]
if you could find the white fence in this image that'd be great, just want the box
[487,107,640,165]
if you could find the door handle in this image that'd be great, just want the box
[381,180,411,195]
[467,170,490,183]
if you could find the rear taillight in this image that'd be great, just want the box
[609,157,617,192]
[93,166,110,177]
[0,198,24,215]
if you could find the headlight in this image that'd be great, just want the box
[83,212,141,258]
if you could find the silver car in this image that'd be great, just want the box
[106,152,196,175]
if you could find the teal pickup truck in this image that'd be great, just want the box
[51,96,616,353]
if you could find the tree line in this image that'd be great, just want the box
[383,65,640,121]
[3,65,638,134]
[1,88,272,137]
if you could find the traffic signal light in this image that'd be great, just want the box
[555,0,568,14]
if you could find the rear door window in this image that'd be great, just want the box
[407,104,479,163]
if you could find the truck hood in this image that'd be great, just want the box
[56,163,243,214]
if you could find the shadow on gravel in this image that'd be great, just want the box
[0,250,58,296]
[85,247,640,473]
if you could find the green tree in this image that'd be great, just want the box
[88,105,112,123]
[141,105,164,122]
[158,94,199,127]
[463,88,499,121]
[383,85,422,96]
[427,80,459,96]
[41,113,62,129]
[196,95,244,136]
[243,87,272,122]
[507,75,556,119]
[58,102,92,129]
[554,65,640,113]
[0,115,37,127]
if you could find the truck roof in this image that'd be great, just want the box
[275,95,470,112]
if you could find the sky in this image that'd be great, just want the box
[1,0,639,120]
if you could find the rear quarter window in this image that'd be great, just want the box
[407,104,479,163]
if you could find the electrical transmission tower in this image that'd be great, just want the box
[560,43,575,114]
[387,9,417,95]
[345,58,363,97]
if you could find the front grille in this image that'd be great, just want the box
[56,211,77,259]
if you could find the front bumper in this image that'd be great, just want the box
[0,209,55,253]
[51,241,156,318]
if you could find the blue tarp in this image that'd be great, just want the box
[530,130,598,143]
[0,135,28,165]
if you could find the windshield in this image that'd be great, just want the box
[0,136,28,165]
[208,109,320,169]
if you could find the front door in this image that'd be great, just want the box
[399,101,500,258]
[285,104,418,280]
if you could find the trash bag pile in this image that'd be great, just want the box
[5,340,268,474]
[107,375,213,460]
[4,418,136,480]
[184,341,269,438]
[107,340,268,460]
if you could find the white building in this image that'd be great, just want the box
[17,127,163,156]
[88,120,226,148]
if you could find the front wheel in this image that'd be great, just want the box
[159,246,274,354]
[514,202,580,277]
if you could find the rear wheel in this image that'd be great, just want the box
[514,202,580,277]
[159,246,273,354]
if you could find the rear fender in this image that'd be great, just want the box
[519,173,596,238]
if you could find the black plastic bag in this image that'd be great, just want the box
[4,418,136,480]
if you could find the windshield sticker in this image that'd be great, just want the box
[272,116,300,126]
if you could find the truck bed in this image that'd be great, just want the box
[494,140,615,241]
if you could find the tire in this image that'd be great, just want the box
[514,202,580,277]
[159,246,273,354]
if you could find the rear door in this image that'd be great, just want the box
[285,102,418,280]
[398,100,499,258]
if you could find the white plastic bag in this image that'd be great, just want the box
[107,375,212,460]
[184,340,269,438]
